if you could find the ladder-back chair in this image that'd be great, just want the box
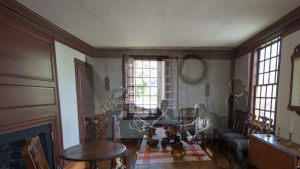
[22,135,49,169]
[92,114,130,169]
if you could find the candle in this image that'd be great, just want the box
[290,115,294,133]
[268,117,271,129]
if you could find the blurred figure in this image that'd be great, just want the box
[181,103,216,142]
[152,99,177,125]
[226,79,248,128]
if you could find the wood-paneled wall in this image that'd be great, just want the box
[0,6,63,167]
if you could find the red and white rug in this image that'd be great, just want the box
[136,128,211,164]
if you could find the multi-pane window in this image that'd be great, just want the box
[165,59,177,109]
[134,58,158,111]
[124,55,178,115]
[254,38,281,126]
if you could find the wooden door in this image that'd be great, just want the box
[75,59,86,144]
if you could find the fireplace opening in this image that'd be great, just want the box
[0,124,54,169]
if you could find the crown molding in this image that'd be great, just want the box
[233,5,300,59]
[0,0,94,55]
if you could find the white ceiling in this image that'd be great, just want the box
[18,0,300,48]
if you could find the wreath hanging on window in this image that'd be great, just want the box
[178,54,207,85]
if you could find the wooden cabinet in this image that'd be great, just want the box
[249,134,300,169]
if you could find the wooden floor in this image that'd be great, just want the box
[64,141,250,169]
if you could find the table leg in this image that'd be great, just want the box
[90,160,98,169]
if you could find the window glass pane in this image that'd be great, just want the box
[271,43,278,57]
[151,104,157,109]
[272,99,276,111]
[151,87,157,95]
[151,78,157,86]
[165,61,170,68]
[166,93,170,99]
[135,69,143,77]
[264,73,269,84]
[267,85,272,97]
[135,61,142,68]
[272,85,277,97]
[171,68,176,76]
[143,96,150,104]
[259,74,263,85]
[171,85,176,91]
[150,61,157,68]
[136,78,143,86]
[256,86,261,97]
[261,86,266,97]
[269,72,275,84]
[270,58,276,71]
[166,77,171,84]
[150,96,157,105]
[255,98,260,109]
[260,98,265,110]
[265,111,270,119]
[143,87,150,95]
[171,93,176,100]
[171,101,176,108]
[151,69,157,77]
[276,56,279,70]
[260,111,265,117]
[255,110,259,117]
[271,113,275,125]
[265,46,271,59]
[166,69,171,76]
[143,78,150,86]
[260,49,265,61]
[277,41,281,55]
[142,69,149,77]
[259,62,264,73]
[275,71,278,83]
[135,87,143,96]
[143,60,149,68]
[171,76,176,84]
[264,60,270,72]
[266,99,271,111]
[136,97,142,104]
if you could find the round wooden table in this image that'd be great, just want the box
[60,141,126,169]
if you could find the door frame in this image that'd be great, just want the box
[74,58,86,144]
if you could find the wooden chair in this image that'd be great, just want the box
[92,114,130,169]
[218,110,248,153]
[179,108,195,125]
[227,112,257,162]
[22,135,49,169]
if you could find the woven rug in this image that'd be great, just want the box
[136,128,211,164]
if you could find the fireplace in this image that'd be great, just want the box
[0,124,54,169]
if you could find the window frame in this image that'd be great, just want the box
[123,55,174,117]
[249,38,282,129]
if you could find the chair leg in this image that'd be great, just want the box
[228,146,231,163]
[213,132,215,146]
[218,137,222,153]
[111,159,116,169]
[125,156,130,169]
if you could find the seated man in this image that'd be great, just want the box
[180,103,216,142]
[151,99,177,125]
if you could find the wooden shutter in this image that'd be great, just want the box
[164,58,178,109]
[123,54,135,104]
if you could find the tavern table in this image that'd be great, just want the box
[249,134,300,169]
[59,141,126,169]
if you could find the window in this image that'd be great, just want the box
[123,55,177,115]
[254,38,281,126]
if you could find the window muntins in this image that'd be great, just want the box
[254,39,281,127]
